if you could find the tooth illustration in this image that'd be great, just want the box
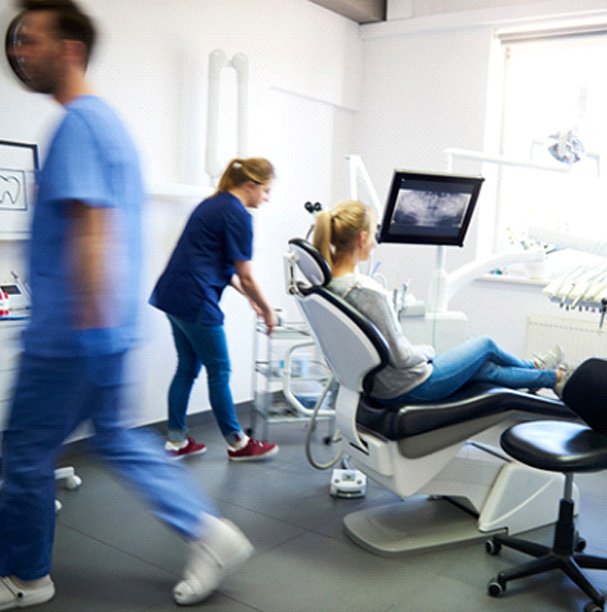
[0,174,22,207]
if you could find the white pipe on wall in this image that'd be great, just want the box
[205,49,228,180]
[231,52,249,158]
[205,49,249,180]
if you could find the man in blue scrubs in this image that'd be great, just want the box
[0,1,252,608]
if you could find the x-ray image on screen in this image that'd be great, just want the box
[378,171,484,246]
[392,188,469,228]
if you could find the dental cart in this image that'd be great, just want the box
[249,319,336,442]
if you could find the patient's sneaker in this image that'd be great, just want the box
[173,515,254,605]
[227,437,279,462]
[0,575,55,609]
[533,345,565,370]
[554,364,573,398]
[165,437,207,460]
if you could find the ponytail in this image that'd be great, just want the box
[313,211,334,267]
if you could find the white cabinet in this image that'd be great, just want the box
[0,319,25,429]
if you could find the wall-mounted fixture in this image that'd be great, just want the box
[205,50,249,179]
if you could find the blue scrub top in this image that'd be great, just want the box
[23,95,143,358]
[150,191,253,325]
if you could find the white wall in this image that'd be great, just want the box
[0,0,362,429]
[4,0,607,432]
[356,0,607,357]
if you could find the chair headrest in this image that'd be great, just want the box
[562,358,607,436]
[287,238,332,288]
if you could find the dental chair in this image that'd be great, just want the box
[285,238,576,556]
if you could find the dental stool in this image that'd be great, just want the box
[285,238,576,556]
[486,358,607,612]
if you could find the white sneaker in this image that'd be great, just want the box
[0,575,55,610]
[173,515,254,606]
[554,364,573,398]
[533,345,565,370]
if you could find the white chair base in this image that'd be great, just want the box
[344,441,577,556]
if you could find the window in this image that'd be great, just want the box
[493,30,607,257]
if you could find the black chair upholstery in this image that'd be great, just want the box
[486,380,607,611]
[357,383,569,457]
[562,358,607,436]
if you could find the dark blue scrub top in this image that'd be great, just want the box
[150,191,253,325]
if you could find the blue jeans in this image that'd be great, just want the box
[0,352,213,580]
[393,336,558,404]
[167,315,244,445]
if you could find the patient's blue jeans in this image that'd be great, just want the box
[0,352,213,580]
[394,336,557,404]
[167,315,243,445]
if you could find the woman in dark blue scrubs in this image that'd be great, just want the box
[150,158,279,461]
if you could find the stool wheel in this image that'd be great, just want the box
[487,577,505,598]
[575,534,587,552]
[485,539,501,556]
[584,601,604,612]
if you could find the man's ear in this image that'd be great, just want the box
[62,39,87,67]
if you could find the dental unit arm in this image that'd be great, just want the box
[530,226,607,325]
[427,245,545,315]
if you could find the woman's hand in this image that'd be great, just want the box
[233,261,276,334]
[262,308,278,335]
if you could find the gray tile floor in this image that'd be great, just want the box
[45,407,607,612]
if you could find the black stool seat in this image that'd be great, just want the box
[501,420,607,473]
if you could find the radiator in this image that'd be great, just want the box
[526,314,607,365]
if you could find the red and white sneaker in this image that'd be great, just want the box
[165,436,207,460]
[227,438,279,462]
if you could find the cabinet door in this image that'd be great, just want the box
[0,324,23,404]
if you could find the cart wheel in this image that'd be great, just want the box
[485,539,501,556]
[487,578,505,598]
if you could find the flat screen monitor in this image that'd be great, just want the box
[378,170,484,246]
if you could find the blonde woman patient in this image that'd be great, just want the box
[312,200,570,405]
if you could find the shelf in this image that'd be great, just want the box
[256,321,310,339]
[250,319,334,439]
[255,360,330,380]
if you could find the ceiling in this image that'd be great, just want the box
[308,0,387,24]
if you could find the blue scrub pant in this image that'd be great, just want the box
[167,315,244,446]
[0,352,213,580]
[392,336,558,404]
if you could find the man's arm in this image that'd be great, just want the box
[66,200,113,329]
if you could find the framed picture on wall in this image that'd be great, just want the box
[0,140,39,240]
